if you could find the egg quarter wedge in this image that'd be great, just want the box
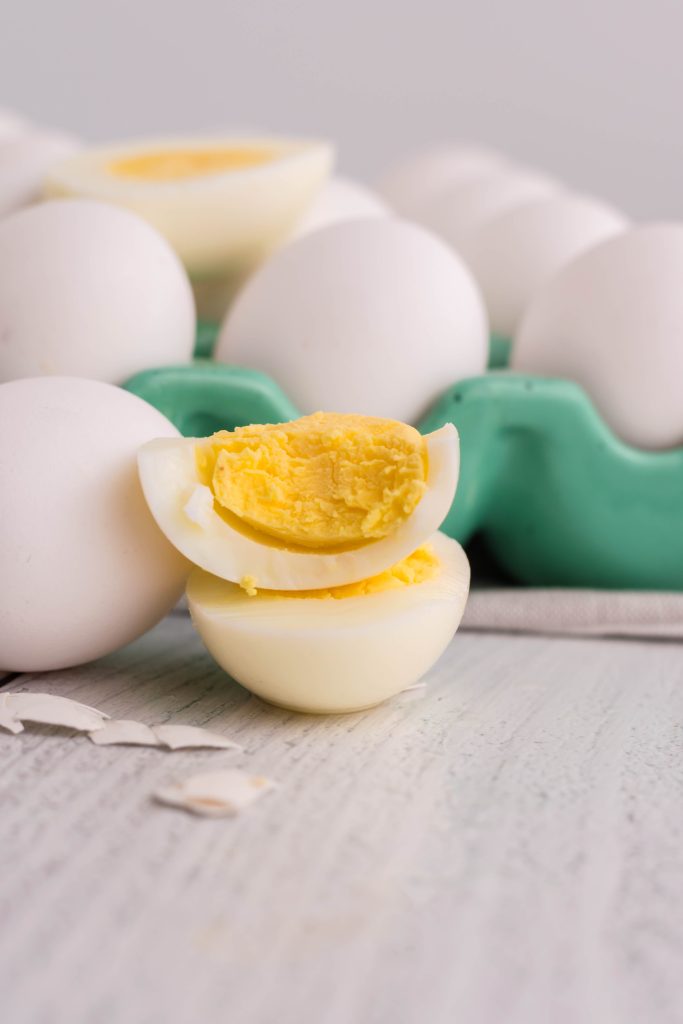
[44,135,333,275]
[138,420,459,591]
[187,531,470,713]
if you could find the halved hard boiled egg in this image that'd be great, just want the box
[138,412,460,592]
[187,531,470,713]
[43,135,333,319]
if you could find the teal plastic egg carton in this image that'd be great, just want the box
[124,328,683,591]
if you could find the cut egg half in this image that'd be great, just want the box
[43,135,334,319]
[187,531,470,713]
[138,412,460,592]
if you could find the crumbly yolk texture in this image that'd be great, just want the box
[256,545,440,599]
[196,412,428,550]
[108,146,278,181]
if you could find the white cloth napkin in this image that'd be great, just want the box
[462,588,683,640]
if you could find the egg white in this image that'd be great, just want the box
[187,531,470,713]
[138,423,460,591]
[44,135,333,320]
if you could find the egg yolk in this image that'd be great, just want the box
[108,147,278,181]
[252,544,440,599]
[196,412,428,551]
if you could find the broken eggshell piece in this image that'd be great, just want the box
[154,769,275,817]
[0,692,108,732]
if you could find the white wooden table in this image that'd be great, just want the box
[1,612,682,1024]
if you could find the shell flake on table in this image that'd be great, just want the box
[154,770,276,817]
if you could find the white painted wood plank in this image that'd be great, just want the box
[0,616,682,1024]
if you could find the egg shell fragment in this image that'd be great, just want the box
[155,770,276,817]
[187,531,470,714]
[1,692,108,732]
[138,422,459,592]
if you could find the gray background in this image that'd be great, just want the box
[1,0,681,218]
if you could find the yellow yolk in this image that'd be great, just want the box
[108,147,278,181]
[249,545,440,599]
[196,412,428,550]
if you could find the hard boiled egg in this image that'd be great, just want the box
[139,411,460,592]
[457,193,628,338]
[512,224,683,449]
[0,377,189,673]
[415,169,561,248]
[377,143,507,218]
[289,174,390,239]
[44,135,333,320]
[0,198,195,384]
[215,219,488,424]
[187,531,470,713]
[0,129,81,218]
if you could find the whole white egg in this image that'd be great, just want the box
[457,193,628,338]
[416,169,562,248]
[0,198,195,384]
[0,129,81,217]
[289,175,390,239]
[0,377,190,672]
[512,224,683,450]
[215,219,489,423]
[376,144,508,218]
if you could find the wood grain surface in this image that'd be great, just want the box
[1,614,682,1024]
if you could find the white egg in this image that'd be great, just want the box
[0,377,190,672]
[0,129,81,217]
[512,224,683,449]
[376,143,508,218]
[289,174,390,239]
[138,421,459,591]
[44,135,334,321]
[215,219,488,423]
[0,108,30,142]
[187,532,470,713]
[0,198,195,384]
[457,193,628,338]
[416,169,561,248]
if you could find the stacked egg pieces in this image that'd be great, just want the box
[2,111,683,697]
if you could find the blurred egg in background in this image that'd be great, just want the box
[288,174,390,239]
[376,144,509,218]
[512,224,683,449]
[0,126,81,217]
[414,168,561,249]
[455,193,629,338]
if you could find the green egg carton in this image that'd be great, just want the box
[124,360,683,592]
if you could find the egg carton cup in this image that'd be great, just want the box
[123,359,683,592]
